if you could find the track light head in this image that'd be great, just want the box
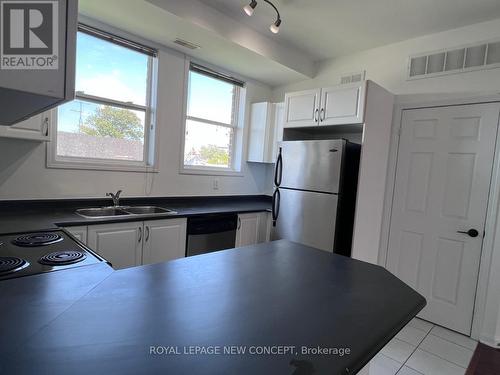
[243,0,282,34]
[243,0,258,16]
[270,18,281,34]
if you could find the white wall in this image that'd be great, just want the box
[0,47,272,200]
[272,18,500,101]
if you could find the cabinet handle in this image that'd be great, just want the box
[43,117,49,136]
[320,108,325,122]
[145,226,150,242]
[238,217,241,230]
[314,108,319,122]
[138,227,142,242]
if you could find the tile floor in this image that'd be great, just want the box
[360,318,478,375]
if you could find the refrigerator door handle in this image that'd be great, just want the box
[272,188,281,227]
[274,147,283,187]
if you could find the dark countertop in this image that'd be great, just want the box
[1,240,426,375]
[0,263,114,365]
[0,195,271,234]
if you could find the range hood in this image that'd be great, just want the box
[0,0,78,125]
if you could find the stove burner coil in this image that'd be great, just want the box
[38,250,86,266]
[0,257,29,274]
[12,233,63,247]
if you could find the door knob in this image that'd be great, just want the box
[457,229,480,238]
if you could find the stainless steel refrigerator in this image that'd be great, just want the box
[271,139,361,256]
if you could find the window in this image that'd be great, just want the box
[182,64,244,174]
[48,25,157,171]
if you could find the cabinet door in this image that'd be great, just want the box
[263,212,273,243]
[0,112,50,141]
[64,226,88,244]
[236,213,269,247]
[283,89,321,128]
[143,219,187,265]
[270,102,285,163]
[88,222,143,270]
[320,83,366,126]
[247,102,273,163]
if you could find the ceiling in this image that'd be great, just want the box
[80,0,313,86]
[199,0,500,61]
[80,0,500,87]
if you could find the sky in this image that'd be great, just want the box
[58,32,238,167]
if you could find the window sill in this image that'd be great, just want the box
[180,166,244,177]
[47,159,159,173]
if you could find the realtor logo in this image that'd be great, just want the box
[0,0,58,69]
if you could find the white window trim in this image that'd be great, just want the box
[46,29,159,173]
[180,59,245,177]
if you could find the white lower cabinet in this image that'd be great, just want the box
[142,219,187,265]
[63,226,88,244]
[88,222,143,270]
[87,219,187,270]
[235,213,269,247]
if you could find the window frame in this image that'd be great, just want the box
[46,25,159,173]
[180,60,245,176]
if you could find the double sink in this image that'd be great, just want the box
[76,206,177,219]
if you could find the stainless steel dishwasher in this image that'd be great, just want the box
[186,214,238,257]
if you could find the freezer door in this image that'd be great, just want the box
[279,140,345,193]
[272,188,338,252]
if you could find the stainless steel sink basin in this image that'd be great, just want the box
[123,206,177,215]
[76,207,130,219]
[75,206,177,219]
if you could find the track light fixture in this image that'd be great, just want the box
[243,0,257,16]
[242,0,282,34]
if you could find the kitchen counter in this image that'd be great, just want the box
[1,240,425,374]
[0,263,114,361]
[0,195,271,234]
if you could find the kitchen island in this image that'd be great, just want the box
[0,240,425,374]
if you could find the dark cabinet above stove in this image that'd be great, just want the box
[0,0,78,126]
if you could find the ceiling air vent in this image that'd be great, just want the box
[173,38,201,50]
[408,39,500,80]
[340,71,366,84]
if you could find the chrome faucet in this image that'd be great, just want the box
[106,190,123,207]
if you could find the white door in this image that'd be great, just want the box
[386,103,500,335]
[283,89,321,128]
[88,222,143,270]
[64,226,88,244]
[320,83,365,126]
[142,218,187,265]
[236,213,261,247]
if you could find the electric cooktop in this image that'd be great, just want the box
[0,230,107,281]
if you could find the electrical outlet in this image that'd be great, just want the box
[213,179,219,190]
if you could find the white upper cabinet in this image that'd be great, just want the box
[0,111,51,141]
[284,82,366,128]
[320,83,365,126]
[283,89,321,128]
[142,218,187,265]
[247,102,284,163]
[0,0,77,125]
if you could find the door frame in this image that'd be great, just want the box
[379,93,500,341]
